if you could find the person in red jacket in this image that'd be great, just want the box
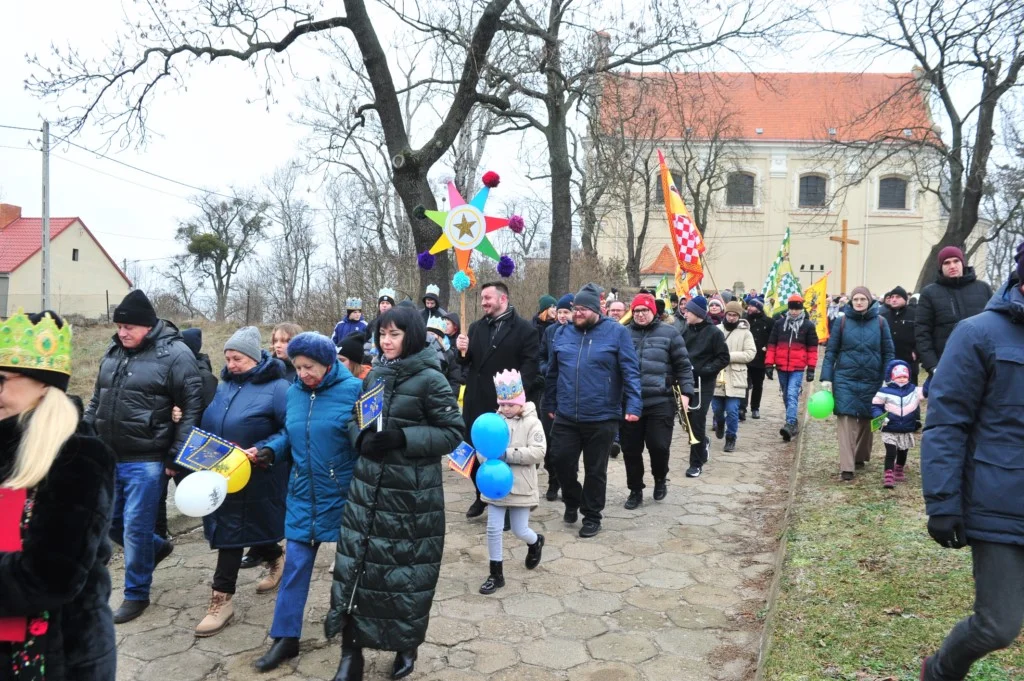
[765,294,819,441]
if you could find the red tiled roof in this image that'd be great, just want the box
[598,72,937,144]
[640,245,677,275]
[0,217,132,285]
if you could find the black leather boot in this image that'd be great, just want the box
[254,637,299,672]
[391,648,418,680]
[623,490,642,510]
[479,560,505,594]
[333,646,364,681]
[525,534,545,570]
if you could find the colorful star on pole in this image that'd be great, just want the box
[425,178,511,274]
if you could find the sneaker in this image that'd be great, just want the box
[724,436,736,453]
[609,442,621,459]
[884,469,895,489]
[466,498,487,519]
[686,466,702,478]
[894,464,906,482]
[579,521,601,538]
[624,490,642,510]
[714,419,725,440]
[652,479,667,501]
[779,423,792,442]
[840,471,854,481]
[751,409,760,419]
[563,507,578,524]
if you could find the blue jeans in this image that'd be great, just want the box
[711,396,741,438]
[777,371,803,426]
[109,461,170,601]
[269,540,322,639]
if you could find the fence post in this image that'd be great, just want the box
[105,291,110,322]
[246,291,251,326]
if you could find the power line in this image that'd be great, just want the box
[0,124,39,133]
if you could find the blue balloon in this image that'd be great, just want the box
[471,412,510,460]
[477,459,514,499]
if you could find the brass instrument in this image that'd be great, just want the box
[673,384,700,445]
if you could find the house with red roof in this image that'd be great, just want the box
[0,203,131,318]
[592,72,953,295]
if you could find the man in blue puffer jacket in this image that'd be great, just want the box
[544,283,642,539]
[919,245,1024,681]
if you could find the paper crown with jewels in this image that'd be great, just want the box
[424,284,441,298]
[0,309,73,376]
[345,297,363,310]
[378,287,396,302]
[493,369,526,405]
[426,316,447,336]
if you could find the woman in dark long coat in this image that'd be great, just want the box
[0,310,116,681]
[193,326,289,637]
[325,307,464,681]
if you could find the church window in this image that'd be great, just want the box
[878,176,908,210]
[655,169,684,203]
[798,174,827,207]
[725,172,755,207]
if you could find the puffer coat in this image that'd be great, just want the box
[84,319,205,465]
[821,302,895,418]
[871,361,921,434]
[765,314,819,372]
[714,320,757,398]
[201,352,289,550]
[628,318,696,405]
[478,402,546,508]
[263,360,362,544]
[922,278,1024,545]
[915,266,993,372]
[325,347,464,651]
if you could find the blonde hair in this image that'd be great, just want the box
[4,388,79,490]
[271,322,303,344]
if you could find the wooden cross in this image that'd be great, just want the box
[829,219,859,294]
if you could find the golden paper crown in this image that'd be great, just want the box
[0,308,73,375]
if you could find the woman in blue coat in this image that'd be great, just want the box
[821,287,895,480]
[252,332,362,673]
[192,327,290,638]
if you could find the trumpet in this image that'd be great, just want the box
[673,384,700,445]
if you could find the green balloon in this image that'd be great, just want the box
[808,390,835,419]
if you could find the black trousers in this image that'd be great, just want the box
[620,401,675,491]
[742,366,766,413]
[689,376,717,468]
[541,409,558,486]
[883,443,909,470]
[551,417,618,524]
[212,543,284,594]
[156,470,187,539]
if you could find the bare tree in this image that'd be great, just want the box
[263,163,316,320]
[818,0,1024,290]
[983,122,1024,281]
[176,190,269,322]
[162,255,205,319]
[27,0,517,308]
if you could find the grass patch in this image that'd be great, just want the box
[763,413,1024,681]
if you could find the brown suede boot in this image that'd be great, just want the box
[195,590,234,637]
[256,548,286,594]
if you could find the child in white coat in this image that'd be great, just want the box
[479,369,547,594]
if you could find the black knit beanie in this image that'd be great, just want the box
[114,290,158,327]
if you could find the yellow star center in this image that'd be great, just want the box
[455,215,476,238]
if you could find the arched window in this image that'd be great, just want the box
[798,174,827,207]
[725,172,755,206]
[879,177,908,210]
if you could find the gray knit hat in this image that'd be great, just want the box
[574,283,603,315]
[224,326,262,362]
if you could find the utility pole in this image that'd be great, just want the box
[41,120,51,310]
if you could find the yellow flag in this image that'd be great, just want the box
[803,273,831,343]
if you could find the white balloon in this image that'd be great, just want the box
[174,470,228,518]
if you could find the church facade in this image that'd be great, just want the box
[591,72,972,296]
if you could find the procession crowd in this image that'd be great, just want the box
[0,243,1022,681]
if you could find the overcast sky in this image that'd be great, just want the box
[0,0,933,279]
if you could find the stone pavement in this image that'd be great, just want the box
[112,387,795,681]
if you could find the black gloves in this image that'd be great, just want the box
[765,366,775,381]
[360,429,407,459]
[254,447,275,467]
[927,515,967,549]
[806,367,815,383]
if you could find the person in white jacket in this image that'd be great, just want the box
[478,369,547,595]
[712,301,757,452]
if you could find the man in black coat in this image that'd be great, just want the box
[681,296,730,479]
[915,246,993,386]
[621,293,695,509]
[881,286,919,384]
[741,299,773,420]
[456,281,540,518]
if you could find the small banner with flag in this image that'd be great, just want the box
[175,427,238,472]
[762,227,792,299]
[658,149,705,296]
[448,442,477,479]
[655,275,670,301]
[771,262,802,316]
[356,379,385,431]
[803,272,831,343]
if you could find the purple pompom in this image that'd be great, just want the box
[497,255,516,278]
[508,214,525,234]
[417,251,436,270]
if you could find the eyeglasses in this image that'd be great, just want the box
[571,306,592,313]
[633,308,652,315]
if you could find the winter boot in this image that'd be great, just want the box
[254,637,299,672]
[791,421,800,435]
[333,646,364,681]
[724,436,736,453]
[653,479,667,501]
[884,469,895,489]
[894,464,906,483]
[195,590,234,637]
[525,534,545,570]
[780,423,794,442]
[739,410,746,422]
[479,561,505,594]
[545,479,560,501]
[714,419,725,440]
[624,490,643,510]
[391,649,418,680]
[752,409,760,419]
[256,547,286,594]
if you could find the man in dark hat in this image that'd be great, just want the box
[882,286,919,384]
[85,289,205,624]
